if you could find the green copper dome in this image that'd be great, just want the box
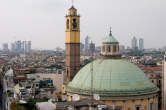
[66,59,158,96]
[103,36,118,43]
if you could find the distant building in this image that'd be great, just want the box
[11,41,31,53]
[163,51,166,110]
[27,72,64,93]
[2,43,8,51]
[15,41,22,52]
[21,41,25,52]
[11,43,15,51]
[95,46,101,52]
[89,41,95,55]
[139,38,144,50]
[131,37,138,50]
[80,43,84,52]
[119,45,125,52]
[11,41,22,52]
[85,36,89,49]
[26,41,31,53]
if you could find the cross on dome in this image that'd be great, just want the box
[109,27,112,36]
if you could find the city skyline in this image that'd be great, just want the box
[0,0,165,49]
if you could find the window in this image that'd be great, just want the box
[66,19,69,29]
[136,106,140,110]
[159,80,161,84]
[51,90,54,94]
[107,46,110,52]
[113,45,116,52]
[72,19,77,29]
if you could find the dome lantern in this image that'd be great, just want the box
[101,27,121,59]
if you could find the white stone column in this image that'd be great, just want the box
[123,101,126,110]
[106,45,109,54]
[112,101,115,110]
[141,99,144,110]
[156,96,158,110]
[111,44,113,54]
[104,45,106,55]
[148,98,150,110]
[154,97,157,110]
[109,45,111,53]
[116,45,118,54]
[132,100,135,110]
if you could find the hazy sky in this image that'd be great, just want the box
[0,0,165,49]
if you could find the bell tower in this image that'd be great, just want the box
[65,6,80,83]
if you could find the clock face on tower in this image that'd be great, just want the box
[72,19,77,30]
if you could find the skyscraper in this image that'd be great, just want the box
[11,41,31,53]
[85,36,89,49]
[2,43,8,51]
[65,6,80,83]
[11,43,15,51]
[15,41,22,52]
[26,41,31,53]
[131,37,138,50]
[139,38,144,50]
[89,41,95,55]
[21,41,25,52]
[80,43,84,52]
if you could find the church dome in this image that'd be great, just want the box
[103,35,118,43]
[66,59,158,96]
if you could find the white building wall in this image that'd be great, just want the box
[27,72,64,93]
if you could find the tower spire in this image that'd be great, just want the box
[72,0,74,6]
[109,27,112,36]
